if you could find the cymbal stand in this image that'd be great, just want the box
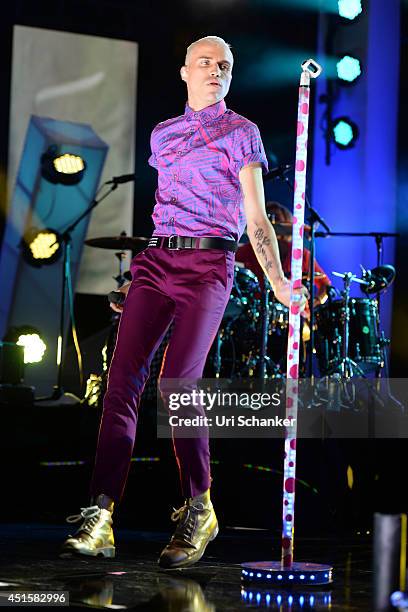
[330,272,367,379]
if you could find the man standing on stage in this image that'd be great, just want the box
[61,35,307,568]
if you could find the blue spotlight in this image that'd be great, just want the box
[332,117,359,149]
[336,55,361,83]
[338,0,363,20]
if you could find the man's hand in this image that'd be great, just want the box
[273,277,309,315]
[110,281,131,313]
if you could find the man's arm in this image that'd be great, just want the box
[239,163,307,310]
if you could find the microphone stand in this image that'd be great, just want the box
[37,181,118,402]
[277,170,331,378]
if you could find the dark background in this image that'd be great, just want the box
[0,0,406,531]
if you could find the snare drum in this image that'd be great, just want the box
[315,297,381,375]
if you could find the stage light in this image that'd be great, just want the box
[17,333,46,364]
[332,117,359,149]
[338,0,362,20]
[41,145,86,185]
[22,227,62,267]
[4,326,46,364]
[336,55,361,83]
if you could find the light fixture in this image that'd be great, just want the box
[336,55,362,83]
[338,0,363,20]
[332,116,359,149]
[21,227,62,267]
[41,145,86,185]
[3,326,47,364]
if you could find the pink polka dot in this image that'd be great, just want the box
[299,225,304,238]
[296,159,305,172]
[302,192,305,200]
[290,439,296,449]
[286,514,293,521]
[287,397,293,408]
[293,248,302,260]
[282,537,291,549]
[293,341,299,350]
[301,102,309,114]
[292,216,298,225]
[285,477,295,493]
[284,499,289,506]
[304,89,310,99]
[289,364,298,378]
[289,354,293,361]
[291,304,300,315]
[293,279,302,289]
[289,323,294,337]
[297,121,304,136]
[289,462,294,468]
[296,203,302,210]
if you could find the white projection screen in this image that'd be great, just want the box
[9,25,138,294]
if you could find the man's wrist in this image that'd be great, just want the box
[270,275,286,291]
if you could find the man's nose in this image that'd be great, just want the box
[210,64,221,77]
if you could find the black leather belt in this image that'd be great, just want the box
[148,235,238,252]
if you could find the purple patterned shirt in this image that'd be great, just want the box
[148,99,268,241]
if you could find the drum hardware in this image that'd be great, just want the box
[113,251,128,288]
[325,271,370,378]
[360,264,396,296]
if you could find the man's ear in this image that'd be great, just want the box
[180,66,188,81]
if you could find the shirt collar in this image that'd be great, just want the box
[184,99,227,124]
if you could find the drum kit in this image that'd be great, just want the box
[82,224,396,405]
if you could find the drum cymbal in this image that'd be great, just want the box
[271,221,312,238]
[85,236,149,250]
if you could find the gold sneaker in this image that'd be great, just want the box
[158,498,218,569]
[60,505,115,558]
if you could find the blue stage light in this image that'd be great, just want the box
[332,117,359,149]
[338,0,362,20]
[337,55,361,82]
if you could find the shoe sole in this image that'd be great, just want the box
[59,546,115,559]
[159,523,219,569]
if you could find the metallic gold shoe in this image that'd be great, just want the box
[158,496,218,569]
[60,505,115,558]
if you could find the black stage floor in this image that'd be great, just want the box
[0,524,373,610]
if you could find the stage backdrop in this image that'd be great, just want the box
[8,25,138,294]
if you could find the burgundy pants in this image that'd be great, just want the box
[90,246,235,502]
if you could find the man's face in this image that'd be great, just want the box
[181,42,233,108]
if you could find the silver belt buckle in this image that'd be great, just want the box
[167,235,179,250]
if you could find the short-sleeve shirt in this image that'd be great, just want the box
[149,99,268,241]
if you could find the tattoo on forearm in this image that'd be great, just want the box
[253,227,273,274]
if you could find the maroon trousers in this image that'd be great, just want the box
[90,247,235,502]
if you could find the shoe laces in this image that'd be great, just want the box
[170,502,206,545]
[65,505,101,534]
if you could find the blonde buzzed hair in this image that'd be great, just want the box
[185,36,233,65]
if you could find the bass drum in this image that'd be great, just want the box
[315,297,381,375]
